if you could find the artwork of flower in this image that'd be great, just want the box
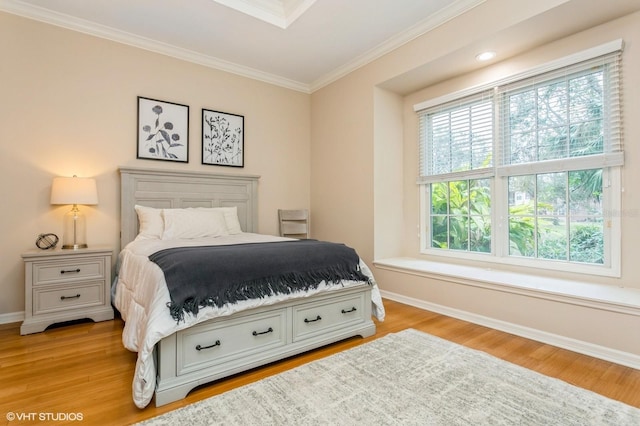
[137,97,189,162]
[202,109,244,167]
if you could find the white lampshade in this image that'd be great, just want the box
[51,176,98,205]
[51,176,98,249]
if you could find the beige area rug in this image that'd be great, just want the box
[136,329,640,425]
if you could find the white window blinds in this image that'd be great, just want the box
[496,49,623,177]
[415,40,623,181]
[417,90,494,184]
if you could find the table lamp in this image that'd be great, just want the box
[50,176,98,249]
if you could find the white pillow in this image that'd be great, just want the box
[202,206,242,235]
[161,208,229,240]
[134,205,164,240]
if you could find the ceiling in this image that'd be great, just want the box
[2,0,640,94]
[0,0,485,92]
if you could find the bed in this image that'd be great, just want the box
[113,166,385,408]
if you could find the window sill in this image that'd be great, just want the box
[373,257,640,317]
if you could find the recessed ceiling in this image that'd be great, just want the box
[0,0,485,92]
[212,0,317,29]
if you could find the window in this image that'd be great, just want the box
[416,41,623,275]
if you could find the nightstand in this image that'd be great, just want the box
[20,247,114,335]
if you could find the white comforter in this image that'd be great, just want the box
[113,233,385,408]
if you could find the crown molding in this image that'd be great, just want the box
[1,0,484,94]
[309,0,486,92]
[0,0,311,93]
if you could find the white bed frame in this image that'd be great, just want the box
[119,166,376,407]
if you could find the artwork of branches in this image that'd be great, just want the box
[137,97,189,162]
[202,109,244,167]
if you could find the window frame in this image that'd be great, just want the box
[415,40,623,278]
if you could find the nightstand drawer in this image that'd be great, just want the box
[33,281,104,315]
[33,258,105,285]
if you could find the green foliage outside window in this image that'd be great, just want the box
[431,170,604,264]
[431,179,491,253]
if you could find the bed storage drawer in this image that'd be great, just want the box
[292,291,367,342]
[176,308,287,376]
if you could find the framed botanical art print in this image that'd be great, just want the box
[137,96,189,162]
[202,109,244,167]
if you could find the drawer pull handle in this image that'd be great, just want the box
[60,294,81,301]
[341,307,357,314]
[304,315,322,323]
[195,340,221,351]
[60,269,81,274]
[252,327,273,336]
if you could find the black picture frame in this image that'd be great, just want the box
[202,108,244,167]
[137,96,189,163]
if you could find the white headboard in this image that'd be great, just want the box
[119,166,260,250]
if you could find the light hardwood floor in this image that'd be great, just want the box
[1,299,639,425]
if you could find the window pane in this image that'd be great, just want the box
[569,169,602,215]
[429,179,491,253]
[432,113,452,174]
[471,102,494,169]
[568,169,603,264]
[469,178,491,253]
[508,175,535,210]
[570,220,604,264]
[570,72,603,122]
[505,68,606,165]
[448,216,468,250]
[537,82,567,129]
[570,120,603,157]
[507,169,604,264]
[537,173,568,261]
[469,217,491,253]
[509,89,536,133]
[538,127,567,161]
[570,71,604,157]
[510,131,537,164]
[449,181,469,249]
[538,216,567,260]
[431,215,447,249]
[537,173,566,216]
[509,175,536,258]
[469,179,491,214]
[431,182,448,215]
[508,217,535,257]
[449,180,468,215]
[426,98,493,175]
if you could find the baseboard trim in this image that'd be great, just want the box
[380,289,640,370]
[0,310,24,325]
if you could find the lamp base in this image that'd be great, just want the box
[62,243,88,250]
[62,206,88,250]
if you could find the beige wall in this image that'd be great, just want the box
[0,12,310,316]
[311,0,640,358]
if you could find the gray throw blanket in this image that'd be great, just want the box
[148,239,371,322]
